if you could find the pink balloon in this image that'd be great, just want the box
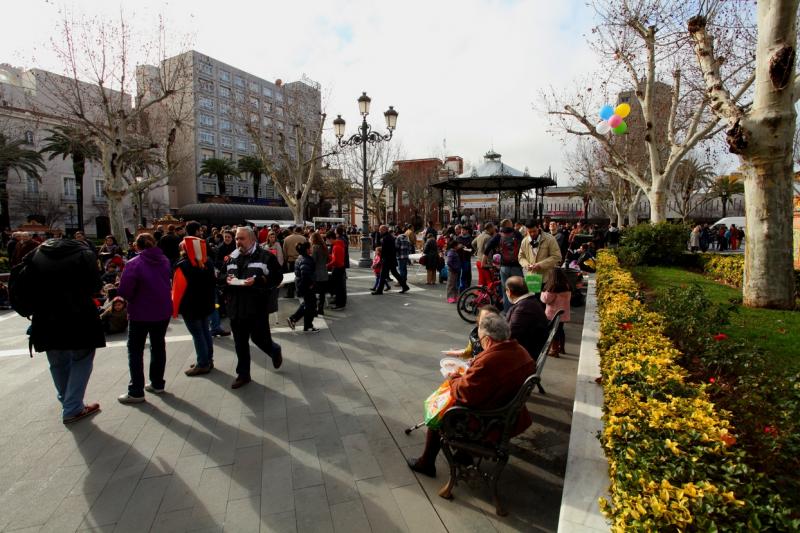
[608,114,622,128]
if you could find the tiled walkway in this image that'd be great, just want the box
[0,268,581,532]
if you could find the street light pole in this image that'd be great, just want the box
[333,92,398,268]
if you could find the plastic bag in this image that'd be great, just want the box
[524,272,543,293]
[424,380,455,429]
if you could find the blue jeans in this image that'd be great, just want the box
[459,258,472,292]
[46,349,95,419]
[128,319,169,397]
[397,259,408,281]
[500,265,523,311]
[184,316,214,368]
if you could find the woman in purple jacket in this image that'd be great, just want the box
[116,233,173,403]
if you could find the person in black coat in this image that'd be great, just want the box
[504,276,549,360]
[372,225,409,295]
[174,238,218,376]
[28,238,105,424]
[287,242,318,332]
[221,227,284,389]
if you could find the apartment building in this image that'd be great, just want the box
[0,64,151,236]
[138,51,323,210]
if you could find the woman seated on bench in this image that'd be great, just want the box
[407,310,536,477]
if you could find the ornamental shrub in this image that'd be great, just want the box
[701,254,744,287]
[595,251,797,531]
[617,222,690,267]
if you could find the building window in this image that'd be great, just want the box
[219,118,232,132]
[199,130,216,145]
[276,120,284,130]
[219,85,231,98]
[94,179,105,197]
[26,175,39,194]
[276,106,284,117]
[248,81,260,93]
[199,78,214,93]
[264,101,273,112]
[249,96,259,109]
[219,102,231,115]
[199,96,214,110]
[234,90,244,103]
[219,69,230,82]
[221,151,233,160]
[63,177,76,198]
[275,91,284,102]
[250,142,257,153]
[199,62,213,75]
[201,180,217,195]
[220,135,233,148]
[236,138,248,152]
[234,75,245,88]
[262,116,272,128]
[24,130,34,144]
[620,96,631,103]
[250,112,258,124]
[262,86,273,98]
[199,113,215,127]
[200,148,215,161]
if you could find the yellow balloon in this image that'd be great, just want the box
[615,103,631,119]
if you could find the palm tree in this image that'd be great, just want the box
[237,156,265,201]
[709,174,745,218]
[40,126,100,232]
[199,157,239,197]
[0,133,46,230]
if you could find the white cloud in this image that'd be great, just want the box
[2,0,599,181]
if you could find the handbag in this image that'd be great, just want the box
[419,255,427,266]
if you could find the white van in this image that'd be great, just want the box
[711,216,745,229]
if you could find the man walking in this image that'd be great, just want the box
[282,226,307,298]
[223,227,284,389]
[372,225,409,295]
[519,219,562,292]
[395,229,413,283]
[25,237,105,423]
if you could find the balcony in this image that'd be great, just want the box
[61,193,78,203]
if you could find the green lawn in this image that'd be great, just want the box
[631,266,800,371]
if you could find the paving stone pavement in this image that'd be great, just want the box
[0,265,581,532]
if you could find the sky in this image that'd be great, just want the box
[2,0,599,183]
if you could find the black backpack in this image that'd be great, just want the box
[9,251,38,318]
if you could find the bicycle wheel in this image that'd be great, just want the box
[457,286,486,324]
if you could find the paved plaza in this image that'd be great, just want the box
[0,266,582,533]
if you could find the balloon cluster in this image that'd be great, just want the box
[596,103,630,135]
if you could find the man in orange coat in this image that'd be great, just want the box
[407,311,536,477]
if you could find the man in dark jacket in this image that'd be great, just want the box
[504,276,549,360]
[223,227,283,389]
[157,224,182,265]
[28,238,105,424]
[372,225,409,295]
[287,242,318,332]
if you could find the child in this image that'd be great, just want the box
[445,240,462,303]
[540,268,571,357]
[287,242,319,333]
[100,296,128,334]
[371,246,391,292]
[102,262,120,285]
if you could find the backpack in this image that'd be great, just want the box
[8,251,37,318]
[499,233,520,265]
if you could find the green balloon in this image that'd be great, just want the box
[613,121,628,135]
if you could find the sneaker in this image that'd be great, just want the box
[191,362,214,370]
[145,384,165,394]
[271,344,283,369]
[118,393,146,404]
[63,403,100,424]
[231,376,251,389]
[287,317,297,331]
[447,297,456,304]
[185,366,211,376]
[304,327,320,333]
[400,286,410,294]
[370,291,382,295]
[212,330,231,337]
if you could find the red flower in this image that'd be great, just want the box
[709,377,716,384]
[619,323,633,331]
[713,333,728,341]
[764,426,778,435]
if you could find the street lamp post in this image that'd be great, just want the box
[134,177,146,228]
[333,92,398,268]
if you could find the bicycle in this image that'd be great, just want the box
[456,268,503,323]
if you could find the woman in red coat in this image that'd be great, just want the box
[407,311,536,477]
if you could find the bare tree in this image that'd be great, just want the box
[690,1,798,308]
[545,0,754,223]
[33,9,192,247]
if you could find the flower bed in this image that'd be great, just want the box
[595,252,794,531]
[698,254,800,295]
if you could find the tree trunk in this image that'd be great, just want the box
[647,184,668,223]
[721,197,729,218]
[0,171,10,230]
[253,174,261,201]
[741,152,796,308]
[627,189,644,226]
[217,174,226,196]
[101,147,129,250]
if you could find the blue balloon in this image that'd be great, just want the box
[599,105,614,121]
